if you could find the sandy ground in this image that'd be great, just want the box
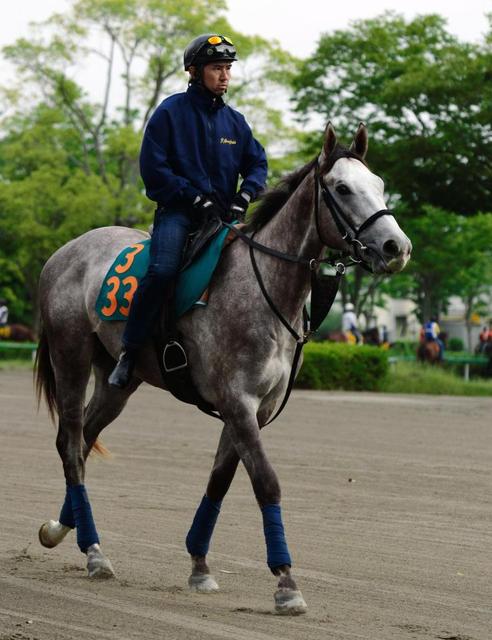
[0,369,491,640]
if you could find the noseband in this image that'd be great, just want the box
[314,158,394,269]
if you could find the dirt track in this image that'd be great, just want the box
[1,369,491,640]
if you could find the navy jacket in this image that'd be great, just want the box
[140,83,268,211]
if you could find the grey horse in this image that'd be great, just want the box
[36,123,411,614]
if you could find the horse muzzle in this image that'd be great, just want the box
[362,235,412,274]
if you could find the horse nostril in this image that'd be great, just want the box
[383,239,400,258]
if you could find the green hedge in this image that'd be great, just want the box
[448,337,464,351]
[296,342,389,391]
[0,342,36,361]
[390,340,418,356]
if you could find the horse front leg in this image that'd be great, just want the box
[225,403,307,615]
[186,426,240,592]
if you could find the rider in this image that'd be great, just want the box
[423,317,444,360]
[341,302,361,344]
[109,34,268,388]
[478,325,492,353]
[0,299,8,327]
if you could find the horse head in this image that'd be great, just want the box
[317,122,412,274]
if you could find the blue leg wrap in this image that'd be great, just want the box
[262,504,292,569]
[186,495,222,557]
[68,484,100,553]
[58,486,75,529]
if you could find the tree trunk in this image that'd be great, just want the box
[464,294,474,352]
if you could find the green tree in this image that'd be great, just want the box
[384,209,492,333]
[3,0,293,207]
[292,12,492,216]
[0,0,295,324]
[0,105,117,323]
[450,213,492,348]
[291,13,492,319]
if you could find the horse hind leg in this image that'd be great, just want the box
[186,426,240,593]
[81,343,141,577]
[38,332,114,579]
[82,340,141,456]
[38,520,72,548]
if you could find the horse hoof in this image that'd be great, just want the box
[188,574,219,593]
[274,588,308,615]
[38,520,71,548]
[86,544,115,579]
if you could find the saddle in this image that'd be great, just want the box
[181,214,224,271]
[96,219,235,322]
[95,218,238,419]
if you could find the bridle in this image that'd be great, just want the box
[225,154,395,274]
[314,157,395,270]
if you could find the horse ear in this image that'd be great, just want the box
[320,121,337,163]
[350,122,368,159]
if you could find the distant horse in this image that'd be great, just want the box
[362,327,380,346]
[35,123,411,614]
[483,342,492,377]
[417,340,441,363]
[0,323,36,342]
[325,330,349,343]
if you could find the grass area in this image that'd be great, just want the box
[0,359,35,371]
[382,361,492,396]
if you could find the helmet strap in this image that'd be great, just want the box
[187,64,229,97]
[188,64,204,85]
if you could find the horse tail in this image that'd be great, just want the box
[34,326,110,457]
[91,439,110,456]
[34,326,57,423]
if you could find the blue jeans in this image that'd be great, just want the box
[123,208,192,350]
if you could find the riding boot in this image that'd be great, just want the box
[108,348,137,389]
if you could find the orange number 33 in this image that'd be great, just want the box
[101,276,120,317]
[119,276,138,317]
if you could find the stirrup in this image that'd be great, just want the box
[163,340,188,372]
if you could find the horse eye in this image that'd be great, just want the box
[336,184,351,196]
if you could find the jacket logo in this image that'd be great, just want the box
[220,137,237,145]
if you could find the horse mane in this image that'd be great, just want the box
[247,157,317,231]
[247,144,365,231]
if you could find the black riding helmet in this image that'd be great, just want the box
[184,34,237,71]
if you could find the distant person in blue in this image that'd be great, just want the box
[423,317,444,360]
[109,34,268,388]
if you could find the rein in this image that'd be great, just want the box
[248,237,344,425]
[222,225,344,425]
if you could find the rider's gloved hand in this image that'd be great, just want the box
[192,194,223,221]
[229,191,251,222]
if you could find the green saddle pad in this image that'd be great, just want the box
[96,226,231,321]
